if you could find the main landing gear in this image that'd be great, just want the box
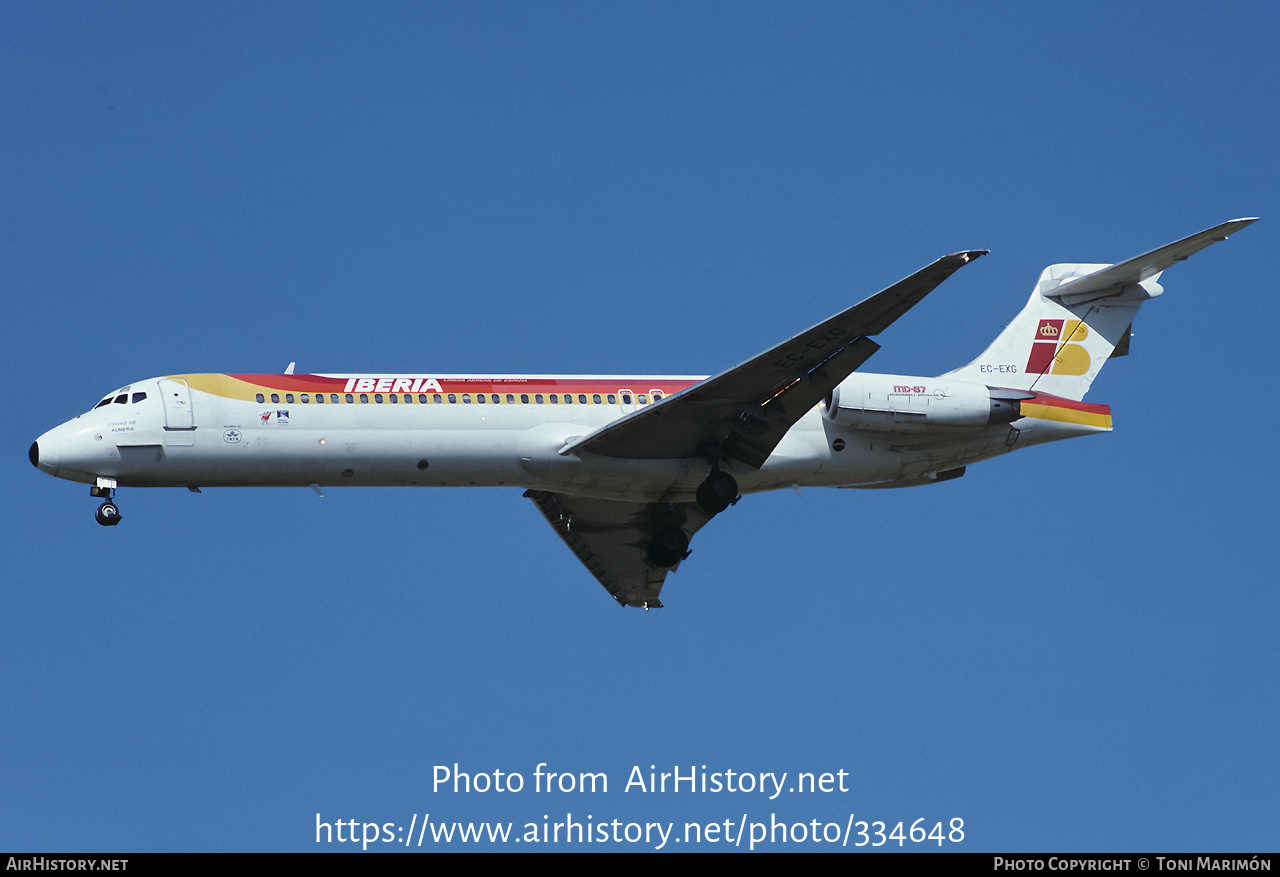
[646,464,742,569]
[647,527,690,569]
[696,468,739,515]
[91,484,122,526]
[694,445,740,516]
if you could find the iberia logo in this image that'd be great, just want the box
[1026,319,1090,376]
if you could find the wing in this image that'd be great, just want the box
[562,250,987,468]
[525,490,717,608]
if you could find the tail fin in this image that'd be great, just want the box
[945,218,1258,400]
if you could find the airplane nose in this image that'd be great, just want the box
[31,430,61,475]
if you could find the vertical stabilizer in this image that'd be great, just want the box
[943,218,1257,400]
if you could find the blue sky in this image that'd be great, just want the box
[5,2,1277,852]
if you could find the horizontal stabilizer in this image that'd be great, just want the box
[1045,218,1258,306]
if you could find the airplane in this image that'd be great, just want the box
[31,218,1256,608]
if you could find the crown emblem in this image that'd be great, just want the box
[1038,324,1060,338]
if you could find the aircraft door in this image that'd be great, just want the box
[158,379,196,443]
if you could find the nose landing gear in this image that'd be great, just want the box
[91,483,122,526]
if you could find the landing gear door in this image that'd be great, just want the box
[158,379,196,442]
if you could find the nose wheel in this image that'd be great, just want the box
[91,484,122,526]
[95,502,122,526]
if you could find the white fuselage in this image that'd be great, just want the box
[32,371,1109,501]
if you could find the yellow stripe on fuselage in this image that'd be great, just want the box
[168,374,269,402]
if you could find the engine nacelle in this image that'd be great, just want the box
[821,374,1025,433]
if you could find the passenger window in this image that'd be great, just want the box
[652,390,664,400]
[332,394,340,404]
[403,394,411,404]
[548,394,557,404]
[433,394,442,404]
[476,393,485,404]
[607,394,616,404]
[301,394,309,403]
[131,392,147,404]
[389,394,398,404]
[521,394,529,404]
[592,394,601,404]
[448,394,456,404]
[564,394,572,404]
[507,394,516,404]
[578,394,587,404]
[360,394,369,403]
[284,393,293,404]
[419,394,428,403]
[638,394,648,404]
[535,394,543,404]
[256,394,265,403]
[345,394,354,403]
[270,393,279,404]
[315,393,324,404]
[621,393,632,404]
[114,394,128,404]
[375,394,383,403]
[492,394,500,404]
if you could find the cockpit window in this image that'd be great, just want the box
[131,392,147,404]
[114,394,128,405]
[94,398,112,409]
